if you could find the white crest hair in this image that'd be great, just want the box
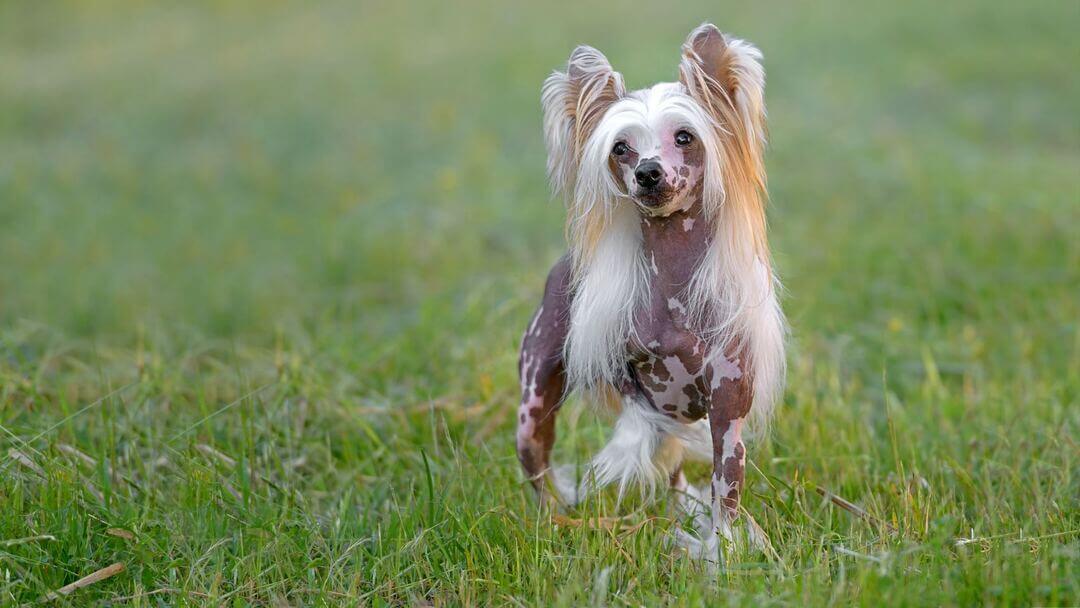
[542,25,786,436]
[541,45,625,202]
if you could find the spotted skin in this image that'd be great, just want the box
[516,256,571,495]
[628,191,754,527]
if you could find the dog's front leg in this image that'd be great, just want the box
[706,370,753,551]
[708,416,746,541]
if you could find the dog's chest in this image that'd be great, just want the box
[627,291,742,421]
[623,208,744,421]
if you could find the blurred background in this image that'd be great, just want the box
[0,0,1076,604]
[3,1,1075,342]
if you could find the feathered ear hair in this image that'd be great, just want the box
[541,46,625,205]
[678,23,768,257]
[679,24,786,434]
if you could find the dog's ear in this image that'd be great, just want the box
[542,46,625,199]
[678,24,767,192]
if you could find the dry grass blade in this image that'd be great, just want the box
[196,444,237,468]
[40,562,125,602]
[743,511,781,562]
[106,528,136,541]
[81,477,105,503]
[834,545,884,563]
[551,514,633,531]
[57,443,97,467]
[9,449,45,476]
[1,535,56,547]
[617,516,665,536]
[815,486,897,533]
[954,528,1079,547]
[216,474,243,502]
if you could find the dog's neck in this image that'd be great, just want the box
[639,195,710,294]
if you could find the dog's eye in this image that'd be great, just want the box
[674,130,694,147]
[611,141,629,156]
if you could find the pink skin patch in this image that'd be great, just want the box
[515,396,544,456]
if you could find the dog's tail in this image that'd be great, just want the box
[552,395,712,505]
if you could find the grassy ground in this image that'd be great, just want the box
[1,0,1077,605]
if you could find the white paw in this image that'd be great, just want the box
[547,464,581,507]
[667,485,776,564]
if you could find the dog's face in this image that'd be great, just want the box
[603,84,707,217]
[543,23,767,228]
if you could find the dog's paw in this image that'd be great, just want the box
[547,464,581,507]
[669,481,710,522]
[668,500,776,566]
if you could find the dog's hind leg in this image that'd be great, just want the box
[669,463,702,519]
[515,356,566,502]
[516,257,572,504]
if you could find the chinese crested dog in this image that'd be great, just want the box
[516,24,786,555]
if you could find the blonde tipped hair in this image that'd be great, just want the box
[678,23,785,433]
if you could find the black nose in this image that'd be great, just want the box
[634,161,663,188]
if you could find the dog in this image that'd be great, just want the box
[516,23,786,554]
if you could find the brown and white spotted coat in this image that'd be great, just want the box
[516,257,571,497]
[520,24,780,548]
[517,134,752,520]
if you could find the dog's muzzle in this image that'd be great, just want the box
[634,160,663,189]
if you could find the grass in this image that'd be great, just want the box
[0,0,1077,605]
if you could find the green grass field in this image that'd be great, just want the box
[1,1,1077,605]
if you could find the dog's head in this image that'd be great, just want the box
[543,23,767,252]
